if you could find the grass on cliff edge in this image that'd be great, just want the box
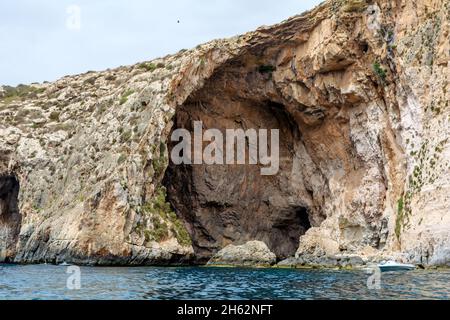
[138,62,165,72]
[0,85,45,104]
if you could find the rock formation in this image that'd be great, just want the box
[208,241,277,267]
[0,0,449,267]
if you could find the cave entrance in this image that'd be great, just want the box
[271,207,312,258]
[0,175,21,262]
[163,95,313,262]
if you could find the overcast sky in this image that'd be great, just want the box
[0,0,322,86]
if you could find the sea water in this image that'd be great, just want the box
[0,264,449,300]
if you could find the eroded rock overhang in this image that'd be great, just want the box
[163,2,405,262]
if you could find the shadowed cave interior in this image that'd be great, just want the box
[163,95,313,263]
[0,176,21,262]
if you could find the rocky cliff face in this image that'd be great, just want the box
[1,0,449,267]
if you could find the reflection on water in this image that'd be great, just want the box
[0,264,449,300]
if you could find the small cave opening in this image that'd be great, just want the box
[270,207,312,260]
[163,93,313,263]
[298,207,312,230]
[0,175,21,262]
[360,41,369,54]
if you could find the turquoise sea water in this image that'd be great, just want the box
[0,264,449,300]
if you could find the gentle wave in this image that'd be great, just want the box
[0,264,449,300]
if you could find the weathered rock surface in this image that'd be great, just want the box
[0,54,196,265]
[0,0,449,267]
[208,241,277,267]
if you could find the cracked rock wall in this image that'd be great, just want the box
[0,0,449,266]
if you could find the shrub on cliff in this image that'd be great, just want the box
[373,61,387,82]
[0,85,45,104]
[341,0,368,12]
[119,89,135,105]
[142,187,192,246]
[138,62,165,72]
[49,111,60,122]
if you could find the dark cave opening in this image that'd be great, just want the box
[163,95,313,262]
[0,175,21,262]
[270,207,312,260]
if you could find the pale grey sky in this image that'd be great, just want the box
[0,0,322,86]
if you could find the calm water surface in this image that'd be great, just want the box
[0,264,449,300]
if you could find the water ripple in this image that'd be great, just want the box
[0,265,449,300]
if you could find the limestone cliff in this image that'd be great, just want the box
[1,0,449,267]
